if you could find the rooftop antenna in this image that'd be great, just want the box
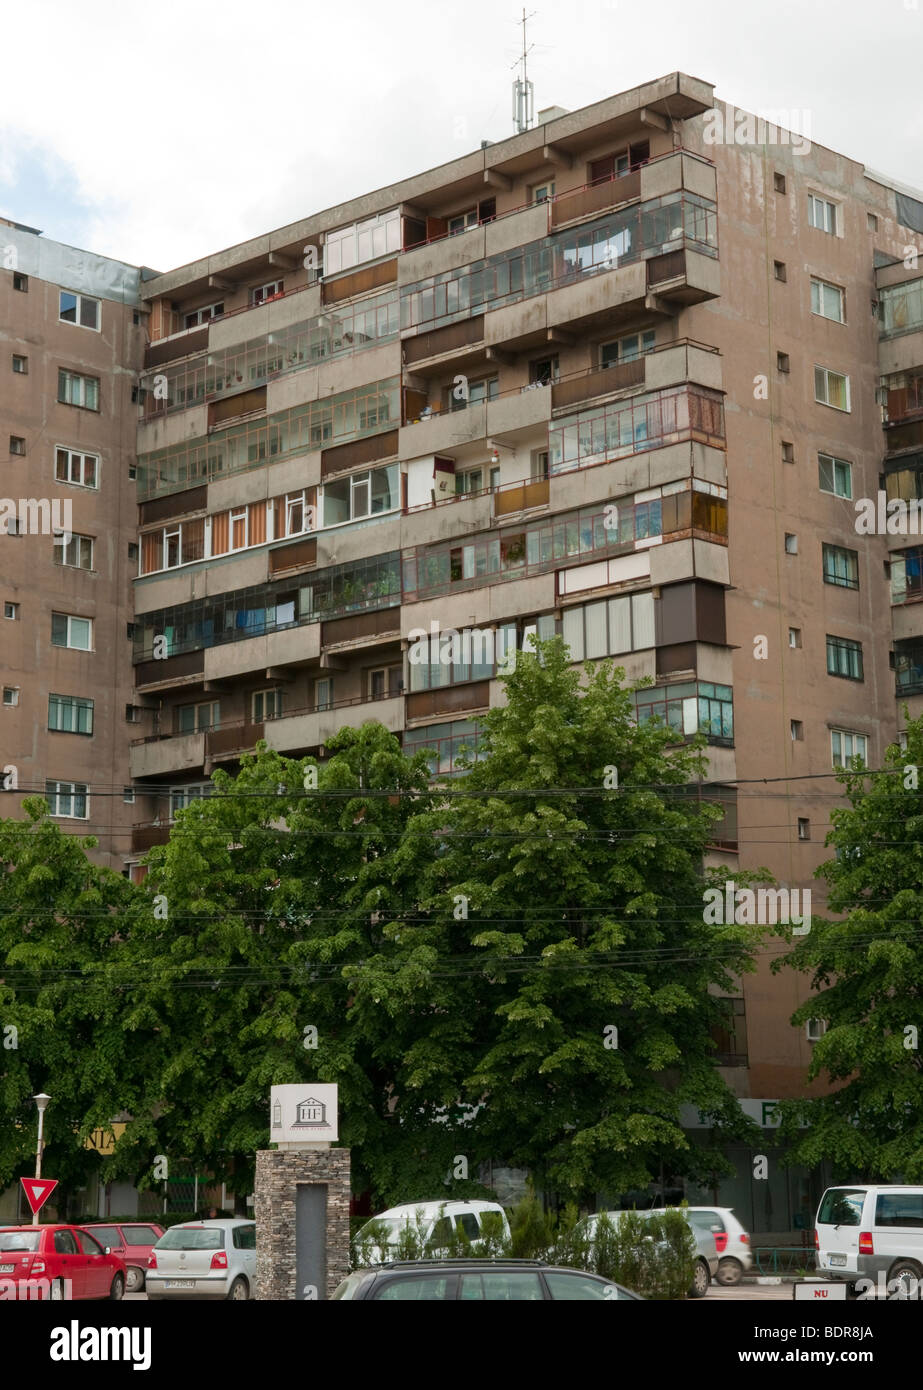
[512,8,536,134]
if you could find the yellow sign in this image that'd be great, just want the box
[83,1123,127,1154]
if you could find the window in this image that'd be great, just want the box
[789,627,802,648]
[51,613,92,650]
[376,1275,450,1301]
[252,688,283,721]
[798,817,811,840]
[460,1272,544,1301]
[59,291,100,331]
[58,369,99,410]
[123,787,136,804]
[54,532,94,570]
[184,302,224,329]
[56,447,99,489]
[322,463,399,525]
[530,449,549,480]
[600,329,656,368]
[9,435,25,455]
[774,172,786,194]
[455,468,483,496]
[12,354,27,373]
[562,594,655,662]
[805,1018,826,1042]
[589,143,648,183]
[4,602,19,620]
[875,1194,923,1228]
[369,665,402,699]
[5,516,21,537]
[125,704,140,722]
[831,729,868,767]
[489,465,500,490]
[324,208,402,275]
[448,376,498,412]
[811,277,845,323]
[169,784,213,818]
[315,677,333,711]
[777,351,790,373]
[814,366,850,411]
[528,355,558,386]
[48,694,94,734]
[808,194,838,234]
[781,441,794,463]
[250,280,284,305]
[282,490,313,536]
[12,272,27,291]
[448,209,478,236]
[774,261,787,282]
[46,780,89,819]
[177,701,220,734]
[128,542,138,562]
[826,634,863,680]
[532,181,555,204]
[231,1225,256,1250]
[784,533,798,555]
[818,453,852,498]
[868,212,879,231]
[3,687,19,707]
[822,543,859,590]
[790,719,804,741]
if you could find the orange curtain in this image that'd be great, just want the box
[141,531,162,574]
[249,502,266,546]
[211,511,229,555]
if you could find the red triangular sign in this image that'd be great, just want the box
[20,1177,57,1216]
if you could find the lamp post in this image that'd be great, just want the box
[32,1093,50,1225]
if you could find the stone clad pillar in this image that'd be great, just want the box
[254,1147,351,1300]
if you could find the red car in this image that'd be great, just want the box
[82,1221,165,1293]
[0,1224,126,1301]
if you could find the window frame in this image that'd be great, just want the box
[818,452,852,499]
[810,277,845,324]
[822,542,859,590]
[826,634,864,681]
[55,446,99,490]
[51,612,93,651]
[54,531,94,571]
[831,728,868,768]
[48,693,95,735]
[814,365,851,412]
[58,290,100,332]
[45,779,89,819]
[808,193,838,235]
[58,368,100,411]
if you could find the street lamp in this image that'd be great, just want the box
[32,1093,50,1226]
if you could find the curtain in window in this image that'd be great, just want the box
[249,502,266,546]
[211,511,229,555]
[141,532,163,574]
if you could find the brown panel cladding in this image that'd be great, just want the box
[494,480,550,515]
[139,486,208,526]
[321,609,400,646]
[322,259,398,305]
[403,316,485,365]
[655,642,698,676]
[648,249,686,285]
[406,682,490,720]
[654,581,727,648]
[144,326,208,368]
[550,171,641,228]
[206,721,264,757]
[551,358,645,411]
[134,650,205,685]
[269,537,317,575]
[131,825,172,854]
[209,386,267,427]
[320,430,399,479]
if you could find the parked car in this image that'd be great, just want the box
[578,1210,718,1298]
[815,1185,923,1295]
[0,1223,126,1300]
[145,1219,256,1301]
[82,1221,164,1293]
[655,1206,752,1286]
[332,1258,643,1300]
[354,1200,511,1263]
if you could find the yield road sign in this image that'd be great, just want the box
[20,1177,58,1216]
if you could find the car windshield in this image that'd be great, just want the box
[0,1230,41,1251]
[358,1216,416,1242]
[156,1227,223,1251]
[86,1226,120,1246]
[817,1189,865,1226]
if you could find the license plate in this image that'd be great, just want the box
[164,1279,195,1288]
[0,1264,14,1274]
[829,1255,847,1267]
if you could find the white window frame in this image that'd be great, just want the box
[448,209,478,236]
[811,277,845,323]
[818,453,852,499]
[250,279,284,305]
[831,728,868,768]
[169,783,212,818]
[808,194,838,235]
[51,612,92,651]
[55,446,99,489]
[814,365,851,412]
[229,508,249,551]
[184,302,224,329]
[532,181,555,204]
[252,688,284,721]
[46,780,89,819]
[12,354,27,373]
[54,532,94,571]
[58,290,100,331]
[315,677,333,711]
[805,1018,827,1041]
[3,686,19,706]
[58,369,99,410]
[601,329,657,368]
[4,602,20,620]
[284,490,313,537]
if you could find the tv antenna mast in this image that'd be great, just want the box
[512,9,536,134]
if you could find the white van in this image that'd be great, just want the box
[355,1200,510,1263]
[815,1185,923,1295]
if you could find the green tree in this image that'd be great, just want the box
[776,717,923,1179]
[0,798,136,1203]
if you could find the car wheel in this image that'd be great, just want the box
[688,1258,710,1298]
[227,1276,250,1301]
[887,1260,923,1299]
[716,1257,743,1286]
[49,1278,65,1302]
[125,1266,145,1293]
[108,1273,125,1301]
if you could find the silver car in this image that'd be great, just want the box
[145,1219,256,1301]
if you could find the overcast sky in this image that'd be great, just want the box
[0,0,920,273]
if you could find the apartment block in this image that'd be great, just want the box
[4,71,922,1228]
[0,220,143,868]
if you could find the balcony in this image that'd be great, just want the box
[130,731,206,779]
[131,823,171,854]
[262,692,404,755]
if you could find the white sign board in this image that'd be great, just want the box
[270,1084,338,1144]
[793,1280,848,1301]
